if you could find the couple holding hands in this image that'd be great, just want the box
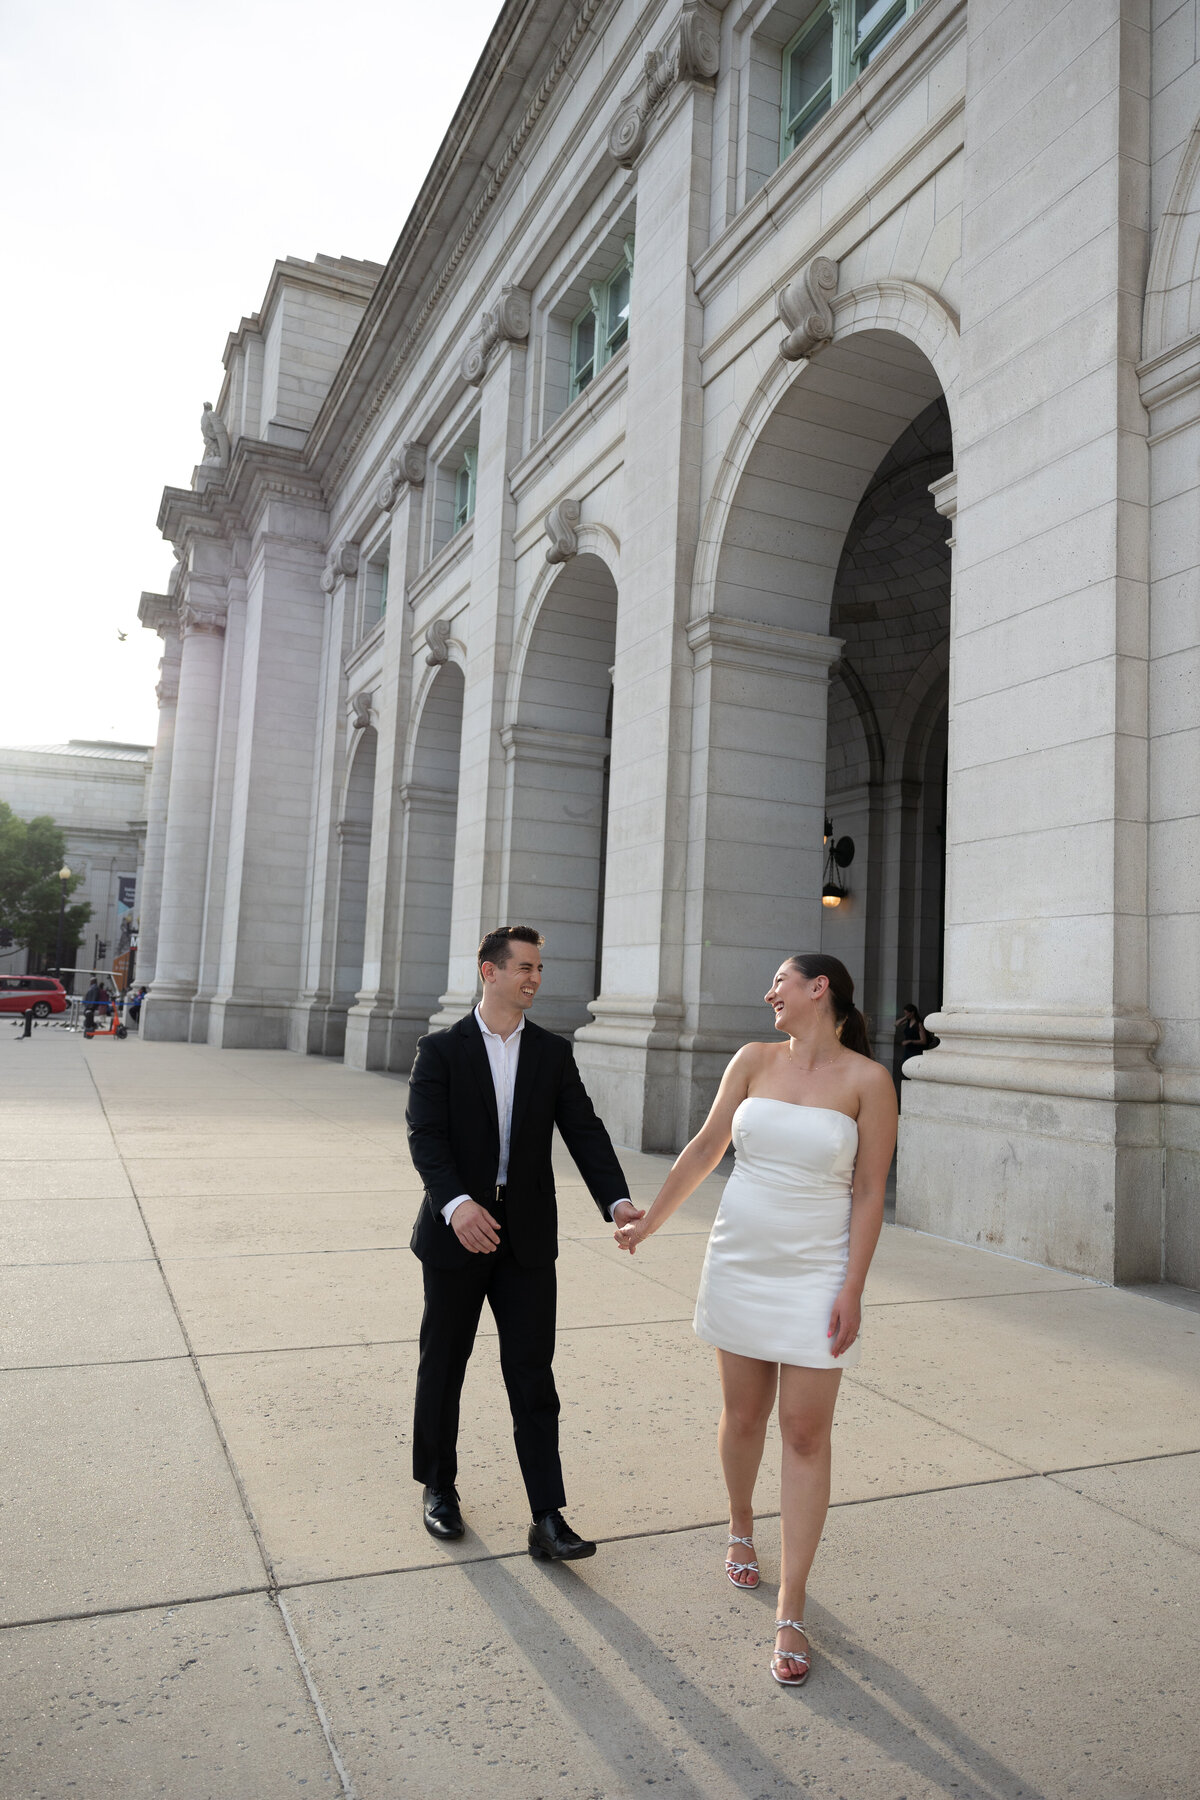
[406,925,896,1688]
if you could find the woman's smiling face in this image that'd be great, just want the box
[764,961,829,1033]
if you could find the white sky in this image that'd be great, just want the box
[0,0,501,749]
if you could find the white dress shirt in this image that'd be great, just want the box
[441,1005,631,1225]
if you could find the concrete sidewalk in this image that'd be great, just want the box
[1,1027,1197,1799]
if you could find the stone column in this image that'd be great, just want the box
[205,523,330,1050]
[345,459,423,1072]
[391,780,460,1066]
[142,597,226,1041]
[898,0,1157,1282]
[134,598,181,989]
[1139,338,1200,1286]
[500,723,612,1036]
[573,20,719,1148]
[290,544,355,1056]
[431,316,528,1025]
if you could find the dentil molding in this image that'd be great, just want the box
[376,441,426,510]
[607,2,720,169]
[778,256,839,362]
[461,287,531,386]
[544,498,581,564]
[321,542,360,593]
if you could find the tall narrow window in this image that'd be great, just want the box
[570,238,635,402]
[453,446,477,534]
[782,0,923,160]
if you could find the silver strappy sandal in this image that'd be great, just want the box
[725,1533,760,1588]
[771,1618,812,1686]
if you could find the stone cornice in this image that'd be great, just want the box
[308,0,613,482]
[158,439,327,548]
[138,591,176,635]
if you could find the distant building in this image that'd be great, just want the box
[0,741,151,980]
[137,0,1200,1293]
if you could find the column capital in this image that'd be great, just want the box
[607,2,720,168]
[500,724,610,769]
[181,600,227,637]
[686,613,842,676]
[321,542,359,593]
[461,286,531,387]
[377,442,426,509]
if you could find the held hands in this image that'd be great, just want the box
[612,1199,649,1254]
[827,1284,862,1358]
[450,1199,501,1255]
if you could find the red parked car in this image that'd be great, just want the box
[0,976,68,1018]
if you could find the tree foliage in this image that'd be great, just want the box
[0,803,92,963]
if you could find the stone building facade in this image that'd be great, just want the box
[0,741,151,980]
[138,0,1200,1290]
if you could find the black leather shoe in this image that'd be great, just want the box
[528,1510,596,1561]
[422,1486,465,1540]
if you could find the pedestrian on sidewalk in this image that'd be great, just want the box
[615,952,897,1689]
[406,924,644,1562]
[82,977,104,1034]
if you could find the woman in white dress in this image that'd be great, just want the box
[615,953,897,1687]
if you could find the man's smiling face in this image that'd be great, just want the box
[483,945,543,1012]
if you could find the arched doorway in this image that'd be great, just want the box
[505,554,617,1033]
[821,396,952,1080]
[331,726,377,1047]
[682,325,954,1132]
[393,661,465,1061]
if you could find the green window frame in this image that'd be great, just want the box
[781,0,923,160]
[570,238,635,401]
[453,446,477,535]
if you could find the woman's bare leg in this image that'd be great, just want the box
[774,1365,842,1674]
[715,1349,777,1584]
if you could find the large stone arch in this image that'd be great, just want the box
[1143,112,1200,361]
[679,312,955,1090]
[692,279,960,625]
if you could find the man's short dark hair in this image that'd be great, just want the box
[478,925,544,970]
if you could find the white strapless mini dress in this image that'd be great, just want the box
[693,1096,860,1370]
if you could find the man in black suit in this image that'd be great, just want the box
[407,924,643,1560]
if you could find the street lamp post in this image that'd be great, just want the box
[54,865,71,979]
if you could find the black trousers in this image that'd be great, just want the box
[412,1234,565,1516]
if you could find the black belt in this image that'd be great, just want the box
[494,1184,506,1205]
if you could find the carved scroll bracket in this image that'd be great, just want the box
[320,542,360,594]
[425,617,452,666]
[607,2,720,169]
[545,498,581,565]
[461,286,531,386]
[377,441,427,510]
[349,689,375,730]
[778,257,839,362]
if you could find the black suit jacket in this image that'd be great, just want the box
[406,1012,629,1270]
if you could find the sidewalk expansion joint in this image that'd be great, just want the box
[0,1583,270,1634]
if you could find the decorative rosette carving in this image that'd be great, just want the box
[545,497,581,565]
[778,257,839,362]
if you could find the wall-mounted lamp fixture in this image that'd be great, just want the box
[822,815,855,907]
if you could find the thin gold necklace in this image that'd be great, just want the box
[787,1042,841,1073]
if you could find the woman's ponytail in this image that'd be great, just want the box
[786,953,873,1059]
[837,1004,872,1058]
